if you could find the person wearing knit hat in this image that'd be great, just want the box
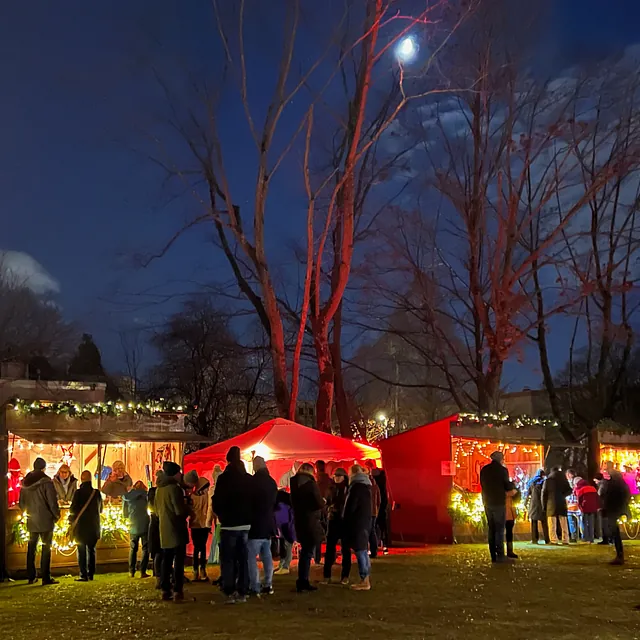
[212,447,253,603]
[184,470,199,488]
[247,456,278,596]
[155,461,189,602]
[19,457,60,585]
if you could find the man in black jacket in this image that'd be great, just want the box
[343,465,373,591]
[248,456,278,596]
[69,470,102,582]
[479,451,512,563]
[291,462,324,592]
[212,446,253,603]
[602,461,631,565]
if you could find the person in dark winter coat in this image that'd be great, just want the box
[274,490,296,574]
[69,470,102,581]
[368,469,381,558]
[479,451,511,562]
[53,464,78,504]
[248,456,278,595]
[343,465,373,591]
[123,481,151,578]
[212,446,253,603]
[147,471,163,587]
[19,457,60,585]
[601,461,631,564]
[574,478,599,543]
[371,466,390,554]
[291,462,324,592]
[155,461,189,602]
[526,469,549,544]
[322,467,350,584]
[542,467,572,544]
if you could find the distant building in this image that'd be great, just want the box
[296,401,316,427]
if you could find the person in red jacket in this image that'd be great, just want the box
[575,478,599,543]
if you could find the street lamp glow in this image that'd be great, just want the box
[396,36,417,63]
[378,413,387,422]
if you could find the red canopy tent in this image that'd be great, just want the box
[184,418,381,485]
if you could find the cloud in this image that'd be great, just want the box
[0,251,60,294]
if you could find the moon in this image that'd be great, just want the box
[396,36,418,63]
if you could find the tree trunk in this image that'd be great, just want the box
[587,427,600,479]
[313,322,334,433]
[331,302,352,437]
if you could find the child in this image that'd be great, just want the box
[575,477,600,543]
[184,470,211,582]
[123,480,151,578]
[274,489,296,575]
[505,483,520,559]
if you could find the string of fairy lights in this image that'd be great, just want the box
[456,412,559,429]
[9,399,190,418]
[12,504,130,555]
[452,438,542,469]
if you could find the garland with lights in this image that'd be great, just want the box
[457,412,559,429]
[12,503,130,555]
[9,399,191,418]
[449,487,524,528]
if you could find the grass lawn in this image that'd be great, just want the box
[1,542,640,640]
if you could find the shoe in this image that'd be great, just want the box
[598,541,609,546]
[296,580,318,593]
[383,547,389,555]
[261,586,274,596]
[192,573,201,583]
[27,579,38,585]
[140,573,150,579]
[319,578,333,585]
[494,557,515,564]
[200,569,209,582]
[610,557,625,566]
[340,577,350,585]
[75,577,89,582]
[236,596,247,604]
[42,579,59,586]
[88,576,94,581]
[351,577,371,591]
[507,553,519,559]
[274,567,290,575]
[225,595,237,605]
[161,591,173,601]
[248,591,262,599]
[173,592,185,603]
[129,573,136,579]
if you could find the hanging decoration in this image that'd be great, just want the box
[9,399,191,419]
[7,458,23,508]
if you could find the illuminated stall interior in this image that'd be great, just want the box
[600,445,640,471]
[453,436,544,494]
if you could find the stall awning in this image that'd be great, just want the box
[8,428,214,445]
[184,418,380,466]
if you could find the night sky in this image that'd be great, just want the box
[2,0,639,381]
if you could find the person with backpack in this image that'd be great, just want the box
[69,470,103,582]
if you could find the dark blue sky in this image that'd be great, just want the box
[1,0,639,381]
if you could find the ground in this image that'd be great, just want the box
[2,543,640,640]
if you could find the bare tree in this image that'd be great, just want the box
[143,0,476,431]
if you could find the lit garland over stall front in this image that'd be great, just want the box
[12,504,130,555]
[10,399,190,418]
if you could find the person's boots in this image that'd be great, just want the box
[296,579,318,593]
[351,576,371,591]
[507,542,519,559]
[610,554,625,566]
[200,568,209,582]
[155,576,162,590]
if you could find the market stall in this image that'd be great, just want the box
[2,401,210,575]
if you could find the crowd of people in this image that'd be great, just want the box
[17,450,390,603]
[480,452,632,564]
